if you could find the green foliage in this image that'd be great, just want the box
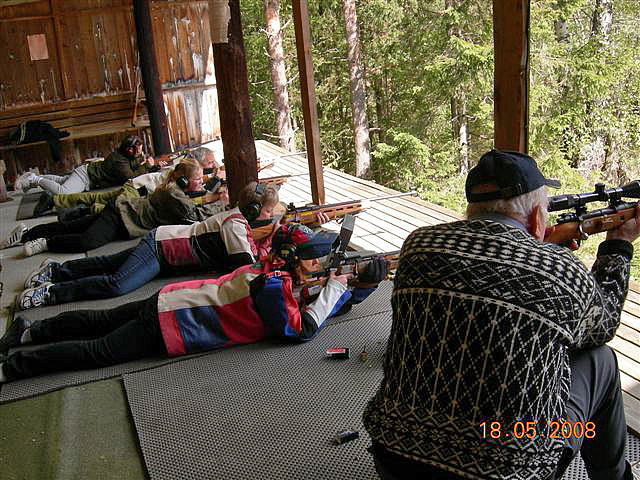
[240,0,640,279]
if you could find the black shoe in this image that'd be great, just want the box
[0,316,30,354]
[57,205,90,224]
[33,191,54,217]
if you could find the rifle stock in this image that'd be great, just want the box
[250,202,364,241]
[250,190,417,242]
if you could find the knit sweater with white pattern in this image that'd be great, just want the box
[363,219,632,480]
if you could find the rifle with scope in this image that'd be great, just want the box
[545,181,640,246]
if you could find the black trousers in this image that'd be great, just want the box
[554,346,629,480]
[21,204,128,252]
[4,294,164,381]
[371,346,631,480]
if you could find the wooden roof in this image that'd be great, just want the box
[229,139,640,435]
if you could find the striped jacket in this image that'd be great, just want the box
[157,261,354,356]
[363,219,632,480]
[154,207,268,272]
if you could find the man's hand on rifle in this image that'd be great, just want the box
[544,225,580,250]
[606,200,640,243]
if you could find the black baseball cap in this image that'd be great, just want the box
[465,150,560,203]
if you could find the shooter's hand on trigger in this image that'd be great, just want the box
[330,271,353,287]
[606,201,640,243]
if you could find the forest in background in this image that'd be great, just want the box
[239,0,640,274]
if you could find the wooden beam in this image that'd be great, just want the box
[493,0,529,153]
[292,0,325,205]
[210,0,258,205]
[133,0,171,155]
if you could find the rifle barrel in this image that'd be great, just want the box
[287,190,417,213]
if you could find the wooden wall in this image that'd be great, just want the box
[0,0,219,173]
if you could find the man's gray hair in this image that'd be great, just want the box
[466,185,549,227]
[189,147,215,166]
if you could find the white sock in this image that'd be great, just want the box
[20,327,32,344]
[0,363,6,383]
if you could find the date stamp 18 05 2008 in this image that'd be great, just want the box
[480,421,595,440]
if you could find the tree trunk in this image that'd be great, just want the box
[264,0,295,152]
[451,90,469,174]
[447,0,469,172]
[342,0,370,178]
[592,0,613,41]
[373,76,386,144]
[554,0,569,43]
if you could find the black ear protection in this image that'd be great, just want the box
[176,175,189,190]
[121,136,142,159]
[241,183,266,222]
[277,224,301,270]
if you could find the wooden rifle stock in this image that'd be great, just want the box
[250,190,418,242]
[546,202,637,245]
[250,202,365,241]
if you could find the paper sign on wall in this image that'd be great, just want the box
[27,34,49,61]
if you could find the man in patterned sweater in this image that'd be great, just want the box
[363,150,640,480]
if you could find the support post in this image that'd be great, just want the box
[292,0,325,205]
[210,0,258,206]
[133,0,171,155]
[493,0,529,153]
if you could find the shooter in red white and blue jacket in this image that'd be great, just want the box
[0,224,387,382]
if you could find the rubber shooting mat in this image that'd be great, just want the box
[0,280,393,404]
[123,312,392,480]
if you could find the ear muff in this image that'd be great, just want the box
[241,183,266,222]
[176,175,189,190]
[124,145,136,158]
[120,136,141,159]
[278,224,303,270]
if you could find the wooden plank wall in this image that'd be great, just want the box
[152,0,220,147]
[0,0,219,157]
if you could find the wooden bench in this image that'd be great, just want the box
[0,93,150,187]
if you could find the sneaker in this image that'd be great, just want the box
[17,282,52,310]
[0,223,27,250]
[0,316,30,353]
[14,172,36,193]
[24,257,57,289]
[23,238,48,257]
[33,191,54,217]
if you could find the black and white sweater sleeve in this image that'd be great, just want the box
[572,239,633,349]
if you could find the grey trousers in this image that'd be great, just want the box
[35,164,90,194]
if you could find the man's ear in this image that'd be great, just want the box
[528,205,546,241]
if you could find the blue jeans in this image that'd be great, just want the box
[49,231,161,304]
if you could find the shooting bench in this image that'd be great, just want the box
[0,93,149,187]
